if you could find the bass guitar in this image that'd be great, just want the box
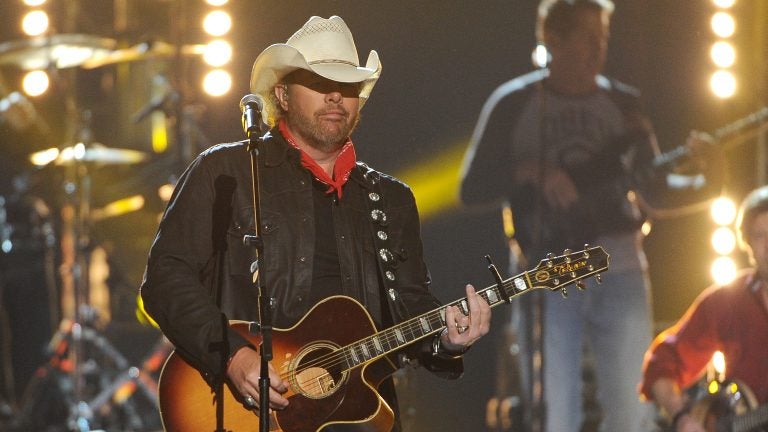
[157,246,609,432]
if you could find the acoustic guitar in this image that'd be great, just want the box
[157,246,609,431]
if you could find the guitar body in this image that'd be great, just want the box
[156,247,610,432]
[678,380,768,432]
[158,296,397,432]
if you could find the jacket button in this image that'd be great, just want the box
[370,209,387,224]
[385,270,395,281]
[388,288,397,301]
[299,256,307,263]
[379,249,393,263]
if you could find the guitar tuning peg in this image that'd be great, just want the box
[595,274,602,284]
[583,243,590,249]
[561,287,568,298]
[546,252,555,259]
[576,280,586,290]
[563,248,572,255]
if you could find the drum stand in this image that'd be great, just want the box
[62,152,164,432]
[14,138,163,432]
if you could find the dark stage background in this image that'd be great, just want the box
[0,1,766,430]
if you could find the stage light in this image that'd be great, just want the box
[151,111,168,153]
[710,41,736,68]
[397,142,467,219]
[203,39,232,67]
[157,183,175,202]
[29,147,59,166]
[711,227,736,255]
[710,70,736,99]
[90,195,145,222]
[531,43,549,69]
[712,0,735,8]
[21,10,49,36]
[641,221,652,236]
[711,12,736,38]
[712,351,725,377]
[711,196,737,225]
[202,69,231,96]
[205,0,228,5]
[710,256,737,285]
[22,70,49,96]
[202,10,232,37]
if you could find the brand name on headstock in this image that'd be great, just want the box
[552,259,587,276]
[533,259,588,283]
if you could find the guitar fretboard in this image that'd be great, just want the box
[733,402,768,432]
[297,246,606,376]
[340,282,517,369]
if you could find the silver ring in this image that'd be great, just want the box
[244,395,256,407]
[456,324,469,334]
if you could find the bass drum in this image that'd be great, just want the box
[0,193,58,405]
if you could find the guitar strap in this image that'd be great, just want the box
[356,162,406,325]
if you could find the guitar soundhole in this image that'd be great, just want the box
[290,342,347,400]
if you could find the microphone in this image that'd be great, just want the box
[239,93,267,136]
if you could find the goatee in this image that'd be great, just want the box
[286,107,360,153]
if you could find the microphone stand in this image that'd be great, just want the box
[241,109,272,432]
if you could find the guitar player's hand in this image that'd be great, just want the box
[441,284,491,353]
[542,168,579,210]
[674,413,705,432]
[227,346,290,410]
[513,163,579,210]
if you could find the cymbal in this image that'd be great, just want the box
[80,40,205,69]
[29,143,148,166]
[0,34,117,70]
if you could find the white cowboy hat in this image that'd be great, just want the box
[250,15,381,127]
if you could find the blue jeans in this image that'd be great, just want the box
[542,266,656,432]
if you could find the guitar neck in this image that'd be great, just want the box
[653,106,768,169]
[733,402,768,432]
[338,246,607,369]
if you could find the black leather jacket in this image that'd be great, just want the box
[140,130,463,386]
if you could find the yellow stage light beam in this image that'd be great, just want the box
[395,141,468,221]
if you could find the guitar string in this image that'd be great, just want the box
[282,288,504,394]
[283,309,456,394]
[279,302,456,386]
[283,253,601,394]
[284,286,500,379]
[283,248,591,380]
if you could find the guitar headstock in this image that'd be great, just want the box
[527,246,609,295]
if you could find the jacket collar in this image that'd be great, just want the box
[259,129,299,167]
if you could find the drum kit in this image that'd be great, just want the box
[0,33,205,431]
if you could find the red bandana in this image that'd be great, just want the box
[278,119,357,200]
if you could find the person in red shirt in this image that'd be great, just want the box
[639,184,768,431]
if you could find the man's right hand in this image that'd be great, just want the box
[542,168,579,209]
[650,378,705,432]
[514,164,579,209]
[674,413,706,432]
[227,346,290,410]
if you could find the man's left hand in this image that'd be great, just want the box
[441,284,491,353]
